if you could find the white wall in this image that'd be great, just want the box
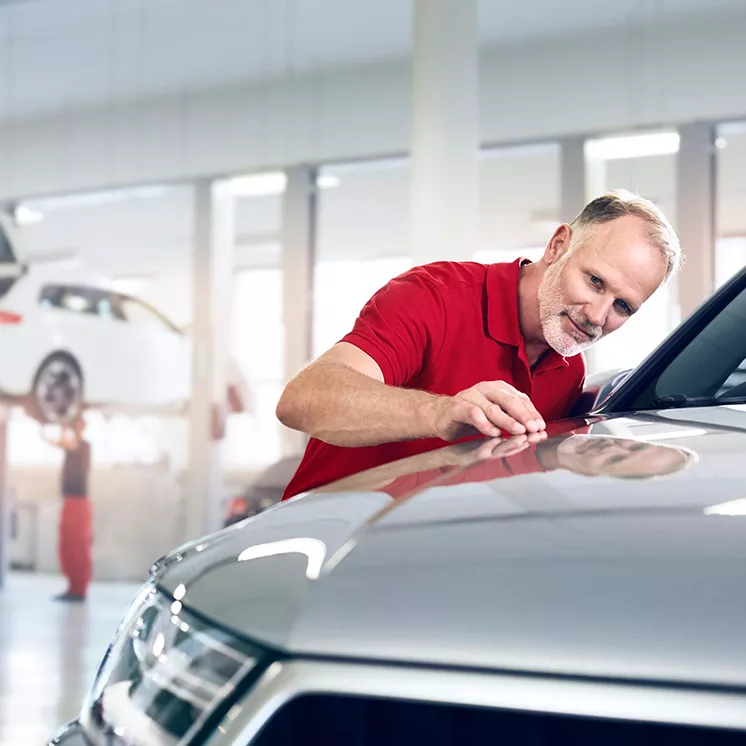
[1,7,746,200]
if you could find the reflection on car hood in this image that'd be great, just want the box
[158,407,746,688]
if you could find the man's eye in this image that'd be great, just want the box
[589,274,601,286]
[616,300,631,315]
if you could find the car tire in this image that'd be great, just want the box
[27,353,84,424]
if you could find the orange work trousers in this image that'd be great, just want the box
[58,497,93,597]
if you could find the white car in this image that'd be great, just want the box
[0,215,248,423]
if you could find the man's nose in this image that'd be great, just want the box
[585,297,614,328]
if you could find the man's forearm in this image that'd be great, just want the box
[276,361,445,447]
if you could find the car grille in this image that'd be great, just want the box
[253,694,745,745]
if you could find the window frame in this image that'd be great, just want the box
[38,284,105,317]
[110,292,183,334]
[0,221,17,265]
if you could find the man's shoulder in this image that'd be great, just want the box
[404,260,489,293]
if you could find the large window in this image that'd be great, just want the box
[582,133,678,375]
[224,268,284,469]
[716,122,746,288]
[478,142,560,260]
[314,160,411,358]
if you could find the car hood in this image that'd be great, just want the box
[158,407,746,688]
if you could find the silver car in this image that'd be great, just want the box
[50,266,746,745]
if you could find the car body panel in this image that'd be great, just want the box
[157,408,746,690]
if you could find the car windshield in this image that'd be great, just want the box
[624,272,746,410]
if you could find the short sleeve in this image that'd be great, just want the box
[341,266,447,386]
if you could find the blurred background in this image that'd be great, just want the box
[0,4,744,735]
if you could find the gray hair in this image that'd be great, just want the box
[570,189,682,279]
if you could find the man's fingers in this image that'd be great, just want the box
[480,381,544,425]
[525,430,548,444]
[491,438,531,459]
[475,430,547,461]
[465,405,502,438]
[468,393,526,435]
[479,383,545,432]
[473,437,513,460]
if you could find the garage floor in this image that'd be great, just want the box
[0,572,140,744]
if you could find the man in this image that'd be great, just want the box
[43,416,93,602]
[277,189,681,499]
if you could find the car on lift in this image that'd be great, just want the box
[0,213,249,423]
[50,264,746,745]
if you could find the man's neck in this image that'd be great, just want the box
[517,262,551,367]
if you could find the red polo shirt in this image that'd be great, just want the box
[282,259,586,499]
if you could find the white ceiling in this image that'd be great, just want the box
[0,0,744,120]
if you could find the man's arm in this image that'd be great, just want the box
[276,342,545,447]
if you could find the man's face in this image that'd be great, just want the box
[538,216,668,357]
[556,435,691,478]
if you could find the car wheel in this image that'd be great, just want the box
[28,354,84,424]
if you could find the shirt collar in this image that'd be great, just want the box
[486,257,569,371]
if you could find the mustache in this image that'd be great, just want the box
[562,311,602,340]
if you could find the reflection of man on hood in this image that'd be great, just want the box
[536,434,697,480]
[317,424,698,500]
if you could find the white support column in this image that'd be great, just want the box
[280,166,316,457]
[676,123,716,321]
[584,157,608,204]
[409,0,479,265]
[560,136,587,224]
[185,179,235,542]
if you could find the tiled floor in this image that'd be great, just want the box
[0,571,141,745]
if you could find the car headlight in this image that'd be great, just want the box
[80,583,266,746]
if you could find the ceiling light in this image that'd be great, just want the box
[715,137,728,150]
[585,132,680,160]
[13,204,44,226]
[231,171,341,197]
[230,172,287,197]
[316,173,341,189]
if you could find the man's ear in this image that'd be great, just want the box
[544,224,573,265]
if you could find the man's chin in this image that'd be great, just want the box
[541,317,597,357]
[547,333,592,357]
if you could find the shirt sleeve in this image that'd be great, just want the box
[341,266,447,386]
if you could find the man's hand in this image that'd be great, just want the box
[432,380,546,442]
[470,431,547,461]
